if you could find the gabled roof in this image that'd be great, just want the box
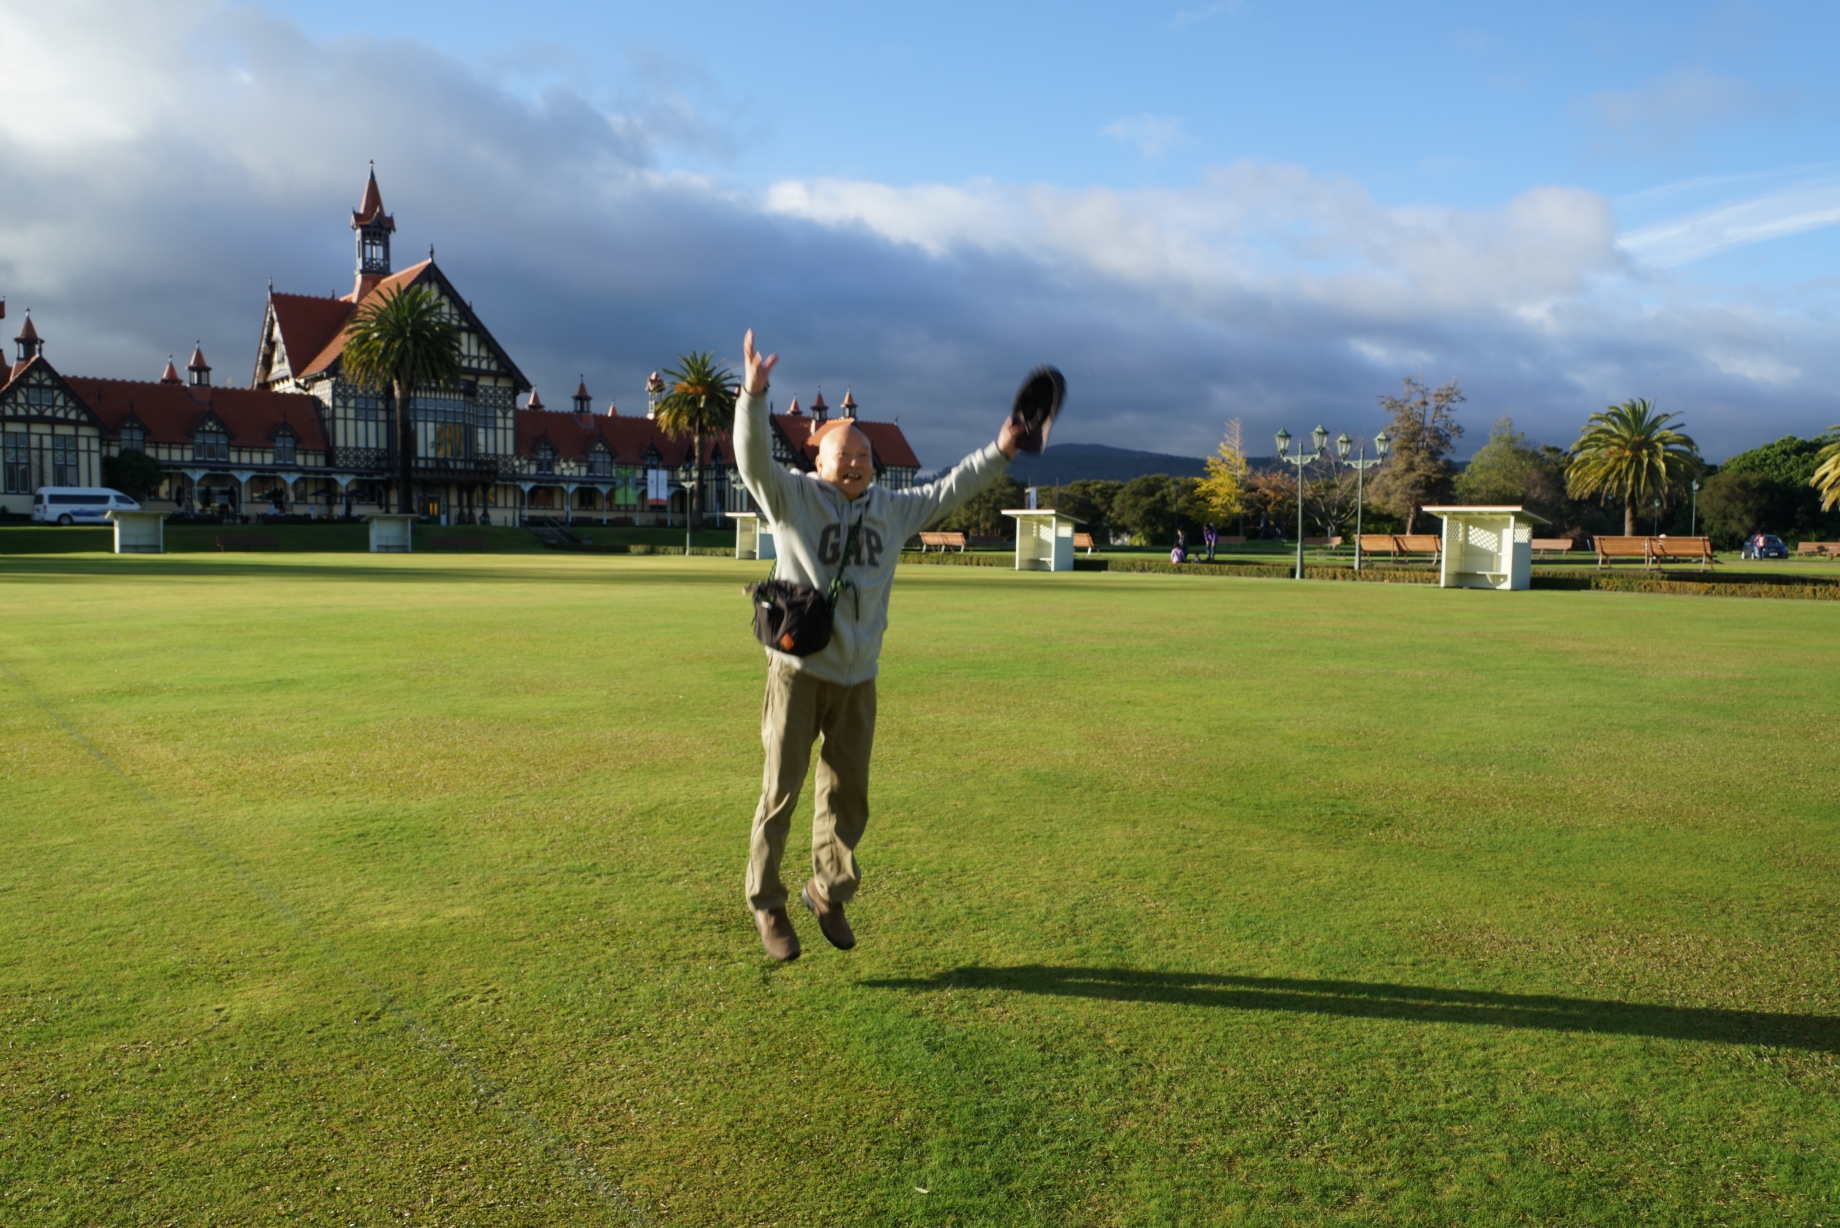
[60,375,329,451]
[266,292,356,384]
[279,261,530,392]
[1,355,104,425]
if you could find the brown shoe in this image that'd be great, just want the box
[801,882,856,950]
[754,908,801,962]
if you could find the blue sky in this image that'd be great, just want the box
[2,0,1836,464]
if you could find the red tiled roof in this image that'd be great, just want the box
[61,375,329,451]
[268,293,355,383]
[297,261,431,376]
[770,413,921,470]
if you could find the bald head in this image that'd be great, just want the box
[815,423,874,500]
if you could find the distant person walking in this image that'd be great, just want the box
[734,330,1026,961]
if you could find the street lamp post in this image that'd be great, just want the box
[1689,478,1701,537]
[1652,497,1662,536]
[1336,429,1390,572]
[1275,425,1329,580]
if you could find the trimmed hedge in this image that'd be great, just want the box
[897,551,1840,599]
[898,551,1439,583]
[1532,568,1840,600]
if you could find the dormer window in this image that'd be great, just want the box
[536,441,556,475]
[273,430,296,465]
[589,442,612,477]
[120,423,147,451]
[194,424,229,463]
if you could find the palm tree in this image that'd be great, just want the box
[653,351,739,555]
[340,285,462,515]
[1566,399,1700,535]
[1813,428,1840,512]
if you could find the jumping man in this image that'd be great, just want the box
[734,329,1023,960]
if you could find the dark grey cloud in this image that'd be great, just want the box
[0,1,1833,471]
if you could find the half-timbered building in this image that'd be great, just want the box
[0,168,926,524]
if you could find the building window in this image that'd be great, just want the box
[536,442,556,475]
[589,444,612,478]
[24,384,54,407]
[194,425,229,463]
[3,432,27,494]
[52,435,79,486]
[120,424,147,451]
[273,431,296,465]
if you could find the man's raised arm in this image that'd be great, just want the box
[733,329,802,523]
[891,416,1024,540]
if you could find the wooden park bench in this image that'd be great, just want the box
[1647,536,1715,571]
[430,536,486,553]
[1072,532,1099,555]
[1397,534,1441,564]
[1215,535,1247,546]
[1357,533,1401,561]
[1594,535,1714,571]
[216,534,282,552]
[1531,537,1578,557]
[1796,541,1840,558]
[1593,536,1650,569]
[917,531,967,553]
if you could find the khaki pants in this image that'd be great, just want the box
[745,656,876,913]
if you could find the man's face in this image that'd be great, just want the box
[816,426,874,499]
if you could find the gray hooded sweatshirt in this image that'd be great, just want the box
[734,389,1010,685]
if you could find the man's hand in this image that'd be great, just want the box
[998,417,1022,459]
[743,329,778,396]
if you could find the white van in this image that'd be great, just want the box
[32,487,140,525]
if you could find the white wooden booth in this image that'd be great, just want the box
[1423,505,1547,591]
[1002,509,1081,572]
[366,514,417,553]
[107,510,168,554]
[729,512,776,561]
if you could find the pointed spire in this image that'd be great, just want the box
[526,388,545,411]
[603,398,619,417]
[14,311,42,362]
[811,386,828,424]
[574,377,591,413]
[786,396,803,417]
[354,162,389,226]
[188,342,211,387]
[161,356,182,384]
[351,163,396,296]
[840,387,857,418]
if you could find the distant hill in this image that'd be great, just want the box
[1006,443,1210,485]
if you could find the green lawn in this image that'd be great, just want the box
[2,554,1837,1226]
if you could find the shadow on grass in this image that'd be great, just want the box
[860,966,1840,1053]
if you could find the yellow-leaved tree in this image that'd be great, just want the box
[1196,418,1248,526]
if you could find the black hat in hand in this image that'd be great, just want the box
[1009,366,1066,455]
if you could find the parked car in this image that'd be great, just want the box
[1741,533,1788,559]
[31,486,139,525]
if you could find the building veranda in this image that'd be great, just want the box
[0,169,920,524]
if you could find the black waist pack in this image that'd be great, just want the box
[749,578,835,656]
[746,516,862,658]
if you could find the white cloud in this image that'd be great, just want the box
[1100,114,1185,159]
[0,0,1832,467]
[1620,174,1840,266]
